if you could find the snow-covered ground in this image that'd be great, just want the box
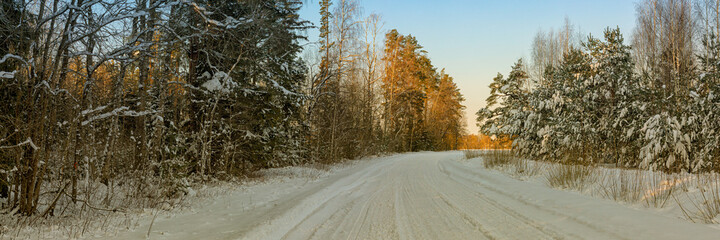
[97,151,720,239]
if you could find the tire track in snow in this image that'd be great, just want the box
[432,159,562,239]
[439,159,630,240]
[435,192,498,239]
[242,156,402,240]
[434,160,563,239]
[437,162,569,239]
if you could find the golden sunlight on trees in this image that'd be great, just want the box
[308,0,466,163]
[381,30,465,152]
[460,134,512,150]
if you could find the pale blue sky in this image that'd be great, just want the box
[299,0,638,133]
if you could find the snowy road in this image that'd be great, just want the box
[111,152,720,240]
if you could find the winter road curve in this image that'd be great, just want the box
[111,152,720,240]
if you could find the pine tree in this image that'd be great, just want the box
[685,31,720,171]
[176,0,309,172]
[427,71,466,150]
[319,0,333,75]
[477,60,528,150]
[586,28,645,166]
[382,30,434,151]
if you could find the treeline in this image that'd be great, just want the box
[478,0,720,173]
[0,0,464,216]
[460,134,512,150]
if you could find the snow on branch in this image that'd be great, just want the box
[34,80,79,102]
[81,105,109,116]
[81,107,159,126]
[0,54,28,66]
[82,107,129,126]
[190,2,252,29]
[0,71,16,79]
[0,138,39,151]
[201,71,239,93]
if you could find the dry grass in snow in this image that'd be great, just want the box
[545,164,597,190]
[462,149,484,160]
[474,150,720,225]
